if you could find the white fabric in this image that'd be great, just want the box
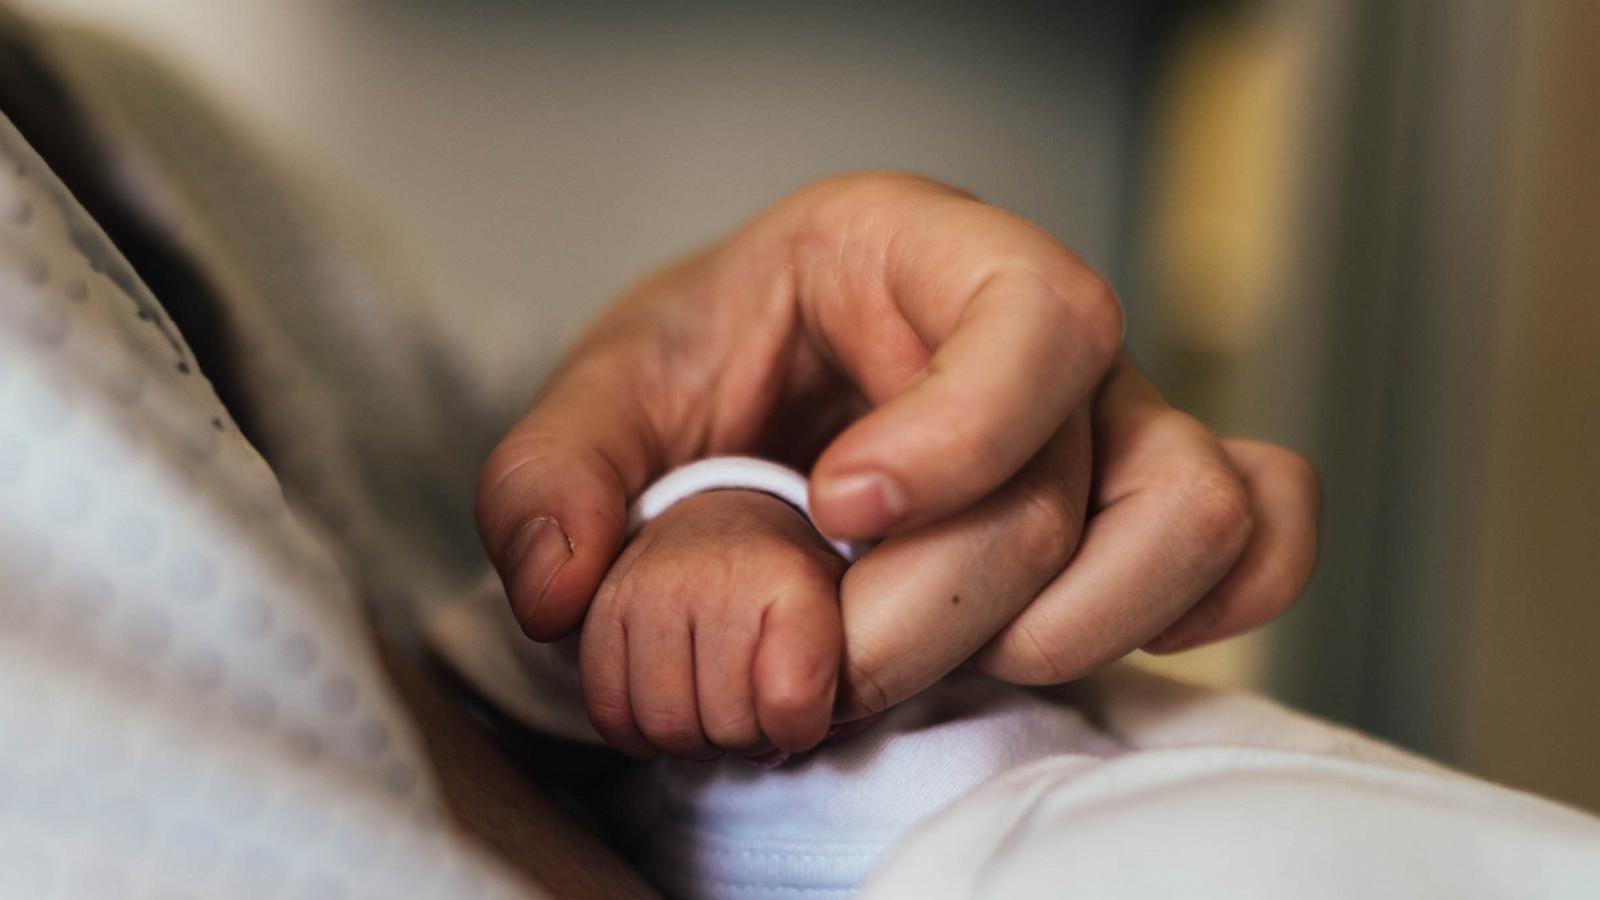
[431,568,1600,900]
[603,674,1121,899]
[575,664,1600,899]
[0,23,530,900]
[860,668,1600,899]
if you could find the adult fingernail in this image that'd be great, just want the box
[503,517,571,626]
[1147,626,1192,654]
[814,471,906,536]
[1149,614,1207,654]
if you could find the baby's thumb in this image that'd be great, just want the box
[475,360,662,640]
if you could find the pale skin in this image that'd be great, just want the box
[476,173,1321,757]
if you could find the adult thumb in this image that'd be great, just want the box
[475,354,663,640]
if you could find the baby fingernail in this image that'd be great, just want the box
[826,712,884,743]
[504,517,572,625]
[743,749,791,767]
[814,471,906,536]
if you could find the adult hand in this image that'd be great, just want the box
[475,173,1318,721]
[835,351,1319,718]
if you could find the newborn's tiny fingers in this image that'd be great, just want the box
[630,609,720,760]
[694,614,766,753]
[754,587,843,754]
[578,606,656,759]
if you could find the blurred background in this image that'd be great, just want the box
[14,0,1597,812]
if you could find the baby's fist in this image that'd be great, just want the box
[579,490,846,760]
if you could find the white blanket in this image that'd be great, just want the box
[435,578,1600,899]
[0,78,527,900]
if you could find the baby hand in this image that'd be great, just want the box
[579,489,847,761]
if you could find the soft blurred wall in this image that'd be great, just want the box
[1464,0,1600,813]
[15,0,1165,425]
[1132,0,1352,692]
[1139,0,1600,813]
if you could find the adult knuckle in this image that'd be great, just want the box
[1259,443,1322,524]
[983,620,1083,686]
[799,172,974,256]
[1090,277,1126,354]
[1148,410,1213,450]
[804,173,905,228]
[832,170,909,200]
[940,413,1020,487]
[1013,625,1069,684]
[1011,480,1082,566]
[1178,468,1253,558]
[1063,270,1123,364]
[1220,580,1299,640]
[1281,449,1322,508]
[829,170,963,203]
[473,442,524,531]
[475,442,515,497]
[1260,540,1318,616]
[1259,575,1304,618]
[841,652,894,717]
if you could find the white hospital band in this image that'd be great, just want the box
[626,456,867,562]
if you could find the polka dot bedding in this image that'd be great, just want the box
[0,43,532,900]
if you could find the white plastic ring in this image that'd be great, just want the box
[626,456,865,561]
